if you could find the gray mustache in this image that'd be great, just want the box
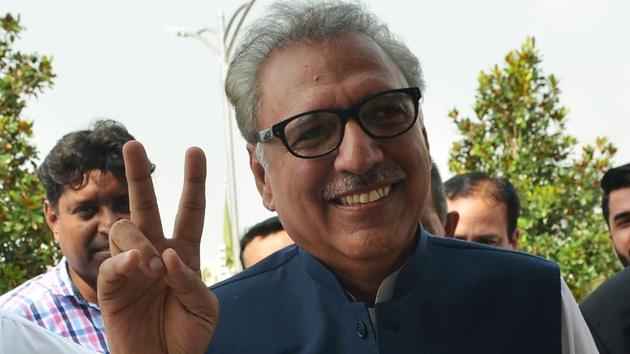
[323,164,407,199]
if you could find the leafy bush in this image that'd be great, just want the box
[0,13,59,294]
[448,37,620,301]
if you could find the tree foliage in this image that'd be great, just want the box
[0,13,59,294]
[448,37,619,301]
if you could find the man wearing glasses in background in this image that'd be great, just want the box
[96,1,598,353]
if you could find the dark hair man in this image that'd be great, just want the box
[420,162,459,236]
[0,120,151,353]
[600,163,630,266]
[240,216,293,268]
[97,1,597,353]
[445,172,521,249]
[580,162,630,354]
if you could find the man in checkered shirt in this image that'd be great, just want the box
[0,120,152,353]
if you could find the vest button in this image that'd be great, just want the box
[356,321,368,338]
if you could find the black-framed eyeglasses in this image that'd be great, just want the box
[255,87,421,159]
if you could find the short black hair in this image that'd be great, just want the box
[444,172,521,239]
[240,216,284,266]
[601,163,630,227]
[37,119,154,207]
[429,162,448,225]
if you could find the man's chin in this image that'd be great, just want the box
[340,236,415,260]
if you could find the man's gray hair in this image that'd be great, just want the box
[255,141,269,170]
[225,0,425,143]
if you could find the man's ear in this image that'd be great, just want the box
[44,200,60,242]
[510,228,521,249]
[444,211,459,237]
[421,126,431,161]
[421,126,430,154]
[247,143,275,211]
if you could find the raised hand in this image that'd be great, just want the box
[97,141,219,354]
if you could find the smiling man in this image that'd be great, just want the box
[96,1,598,353]
[0,120,151,353]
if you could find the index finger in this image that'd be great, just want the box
[123,141,164,242]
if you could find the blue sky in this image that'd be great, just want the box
[3,0,629,269]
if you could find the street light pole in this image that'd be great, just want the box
[170,0,256,272]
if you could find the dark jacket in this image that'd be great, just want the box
[207,227,561,354]
[581,266,630,354]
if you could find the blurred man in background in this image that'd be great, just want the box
[0,120,151,353]
[445,172,520,249]
[240,216,293,268]
[581,162,630,354]
[599,162,630,267]
[420,162,458,236]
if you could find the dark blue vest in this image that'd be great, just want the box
[207,227,561,353]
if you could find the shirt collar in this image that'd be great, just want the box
[50,258,95,307]
[48,258,75,298]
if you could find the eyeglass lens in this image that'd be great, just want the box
[283,90,416,157]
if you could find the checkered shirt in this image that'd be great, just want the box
[0,258,108,353]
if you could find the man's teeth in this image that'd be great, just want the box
[339,186,391,206]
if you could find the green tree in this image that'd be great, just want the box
[0,13,58,294]
[448,37,619,301]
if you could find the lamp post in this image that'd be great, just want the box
[170,0,256,272]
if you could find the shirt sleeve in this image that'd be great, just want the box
[0,310,95,354]
[561,277,599,354]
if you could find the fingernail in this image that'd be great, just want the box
[149,256,163,271]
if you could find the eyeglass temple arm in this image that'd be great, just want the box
[255,127,274,142]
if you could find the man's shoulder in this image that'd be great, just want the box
[210,244,301,294]
[581,266,630,314]
[0,264,66,315]
[580,266,630,354]
[425,235,559,274]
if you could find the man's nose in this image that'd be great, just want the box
[98,208,121,234]
[333,119,384,175]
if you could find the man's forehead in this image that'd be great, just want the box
[257,32,407,122]
[451,193,503,209]
[61,170,127,197]
[263,33,397,76]
[609,187,630,214]
[450,195,508,225]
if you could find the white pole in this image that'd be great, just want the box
[218,11,242,272]
[170,0,256,273]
